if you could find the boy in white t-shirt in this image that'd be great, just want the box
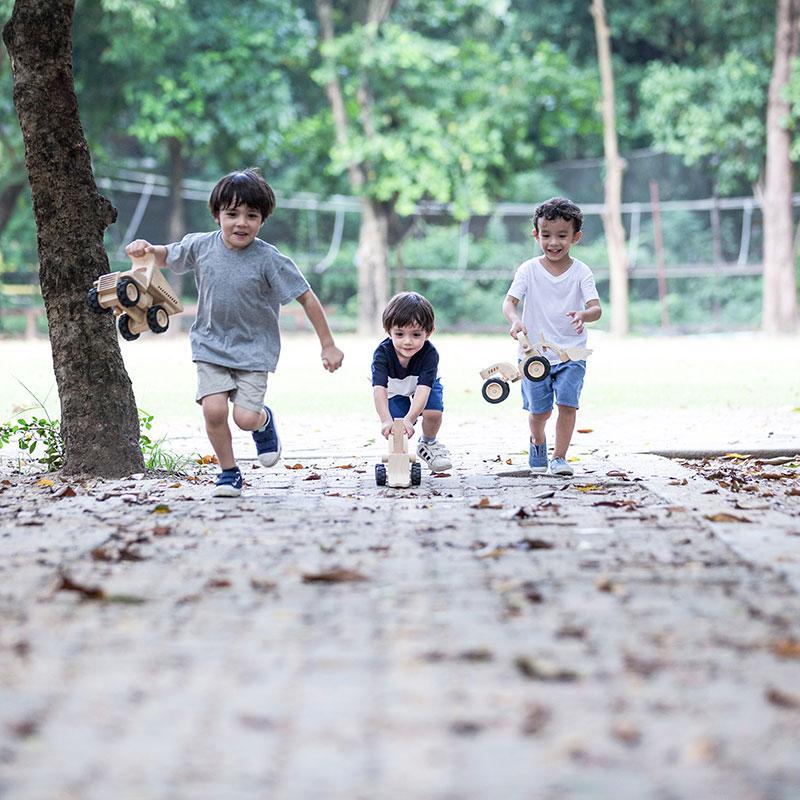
[502,197,602,476]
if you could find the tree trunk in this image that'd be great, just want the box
[762,0,799,333]
[316,0,394,335]
[3,0,144,477]
[590,0,629,336]
[357,198,391,335]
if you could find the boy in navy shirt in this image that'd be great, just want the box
[371,292,452,473]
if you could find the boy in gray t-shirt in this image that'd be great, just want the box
[126,168,343,497]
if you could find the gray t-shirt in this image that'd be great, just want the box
[165,230,310,372]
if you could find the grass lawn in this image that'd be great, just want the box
[1,330,798,454]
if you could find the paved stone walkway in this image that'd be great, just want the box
[1,426,799,799]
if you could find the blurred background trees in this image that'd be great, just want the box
[1,0,797,335]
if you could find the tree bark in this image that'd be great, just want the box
[590,0,629,336]
[357,198,391,333]
[316,0,393,336]
[762,0,799,333]
[3,0,144,477]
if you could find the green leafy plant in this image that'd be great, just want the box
[0,386,191,474]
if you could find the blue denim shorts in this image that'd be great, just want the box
[389,377,444,418]
[521,360,586,413]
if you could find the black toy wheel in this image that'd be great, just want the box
[522,356,550,382]
[411,462,422,486]
[116,277,140,307]
[147,305,170,333]
[86,287,110,314]
[118,314,140,341]
[481,378,510,404]
[375,464,387,486]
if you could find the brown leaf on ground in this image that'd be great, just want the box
[470,497,503,509]
[514,538,554,550]
[303,472,322,481]
[771,639,800,659]
[250,578,278,593]
[521,703,552,735]
[152,504,171,514]
[195,454,218,465]
[592,498,639,509]
[284,463,305,470]
[205,577,232,589]
[302,567,368,583]
[153,524,172,537]
[56,573,105,600]
[704,512,753,523]
[334,464,355,469]
[576,428,593,434]
[52,485,77,498]
[610,720,642,747]
[766,686,800,709]
[514,656,580,682]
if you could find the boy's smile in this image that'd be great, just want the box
[216,203,264,250]
[533,217,582,271]
[389,324,429,365]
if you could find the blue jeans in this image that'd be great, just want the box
[388,378,444,418]
[521,361,585,413]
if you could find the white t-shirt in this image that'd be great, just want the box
[507,256,599,364]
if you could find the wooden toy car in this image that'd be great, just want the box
[86,253,183,341]
[480,331,592,404]
[375,419,422,487]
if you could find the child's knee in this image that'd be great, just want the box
[530,410,551,423]
[422,409,443,422]
[231,405,263,431]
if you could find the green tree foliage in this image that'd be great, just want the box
[640,53,770,193]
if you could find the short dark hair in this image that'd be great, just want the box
[382,292,435,333]
[532,196,583,233]
[209,168,276,221]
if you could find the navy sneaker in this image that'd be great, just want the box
[213,467,243,498]
[529,439,548,474]
[252,405,281,467]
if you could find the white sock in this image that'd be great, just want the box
[421,435,436,444]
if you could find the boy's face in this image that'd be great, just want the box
[389,323,430,361]
[215,203,264,250]
[533,216,582,267]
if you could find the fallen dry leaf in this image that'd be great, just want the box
[36,478,54,488]
[302,567,368,583]
[52,485,77,498]
[471,497,503,509]
[576,484,603,493]
[576,428,593,434]
[152,504,171,514]
[303,472,322,481]
[195,454,218,465]
[704,512,752,523]
[334,464,355,469]
[766,686,800,709]
[56,573,105,600]
[514,656,579,682]
[284,463,305,470]
[771,639,800,659]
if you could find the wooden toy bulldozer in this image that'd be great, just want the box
[479,331,592,404]
[86,254,183,341]
[375,419,422,488]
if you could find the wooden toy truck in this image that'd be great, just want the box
[375,419,422,487]
[86,253,183,341]
[480,331,592,404]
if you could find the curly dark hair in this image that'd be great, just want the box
[532,197,583,233]
[209,168,276,221]
[382,292,435,333]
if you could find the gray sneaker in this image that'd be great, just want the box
[416,439,452,472]
[529,440,548,474]
[549,456,574,477]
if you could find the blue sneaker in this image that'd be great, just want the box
[252,405,281,467]
[529,439,548,474]
[213,467,243,498]
[549,457,574,477]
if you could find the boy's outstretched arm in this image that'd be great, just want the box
[502,294,526,338]
[373,386,395,438]
[125,239,168,267]
[296,289,344,372]
[566,299,602,335]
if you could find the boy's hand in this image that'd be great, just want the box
[566,310,585,334]
[125,239,153,258]
[321,344,343,372]
[380,419,394,439]
[400,417,415,438]
[508,320,527,338]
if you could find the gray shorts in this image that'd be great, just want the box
[195,362,268,412]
